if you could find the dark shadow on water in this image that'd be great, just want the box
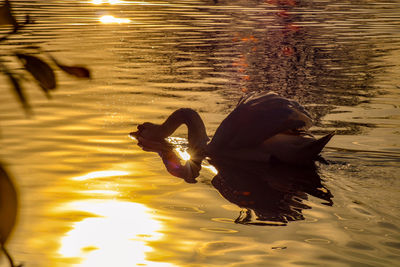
[210,158,333,226]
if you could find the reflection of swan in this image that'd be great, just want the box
[129,138,334,225]
[210,159,333,226]
[131,91,333,171]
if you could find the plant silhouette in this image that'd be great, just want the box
[0,164,20,267]
[0,0,90,115]
[0,1,91,266]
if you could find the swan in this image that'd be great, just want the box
[130,91,334,167]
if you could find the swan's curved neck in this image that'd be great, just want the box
[161,108,209,152]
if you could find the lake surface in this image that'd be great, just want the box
[1,0,399,266]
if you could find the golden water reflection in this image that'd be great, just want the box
[56,171,172,266]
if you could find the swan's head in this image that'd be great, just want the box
[130,122,166,141]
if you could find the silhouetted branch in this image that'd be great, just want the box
[0,0,32,42]
[0,0,90,114]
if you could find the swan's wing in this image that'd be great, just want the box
[210,92,313,149]
[238,91,312,120]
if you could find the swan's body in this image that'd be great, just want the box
[131,91,334,166]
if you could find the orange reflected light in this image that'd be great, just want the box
[100,15,131,24]
[58,200,172,267]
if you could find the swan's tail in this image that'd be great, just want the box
[306,132,335,161]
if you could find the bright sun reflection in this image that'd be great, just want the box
[169,137,218,174]
[58,200,172,267]
[57,170,172,266]
[92,0,123,4]
[72,170,130,181]
[203,164,218,175]
[100,15,131,24]
[175,148,191,161]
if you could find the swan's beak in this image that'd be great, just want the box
[129,131,138,140]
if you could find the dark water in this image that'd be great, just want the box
[0,0,399,266]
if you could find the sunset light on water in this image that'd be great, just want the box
[1,0,399,266]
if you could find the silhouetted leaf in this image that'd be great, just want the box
[57,64,91,78]
[0,164,18,245]
[16,53,56,95]
[0,0,18,30]
[49,55,91,78]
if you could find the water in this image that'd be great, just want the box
[0,0,399,266]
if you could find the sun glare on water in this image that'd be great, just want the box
[55,170,172,266]
[72,170,130,181]
[58,200,171,266]
[92,0,123,4]
[100,15,131,24]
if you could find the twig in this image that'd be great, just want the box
[1,243,16,267]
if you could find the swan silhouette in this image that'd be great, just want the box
[130,91,334,179]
